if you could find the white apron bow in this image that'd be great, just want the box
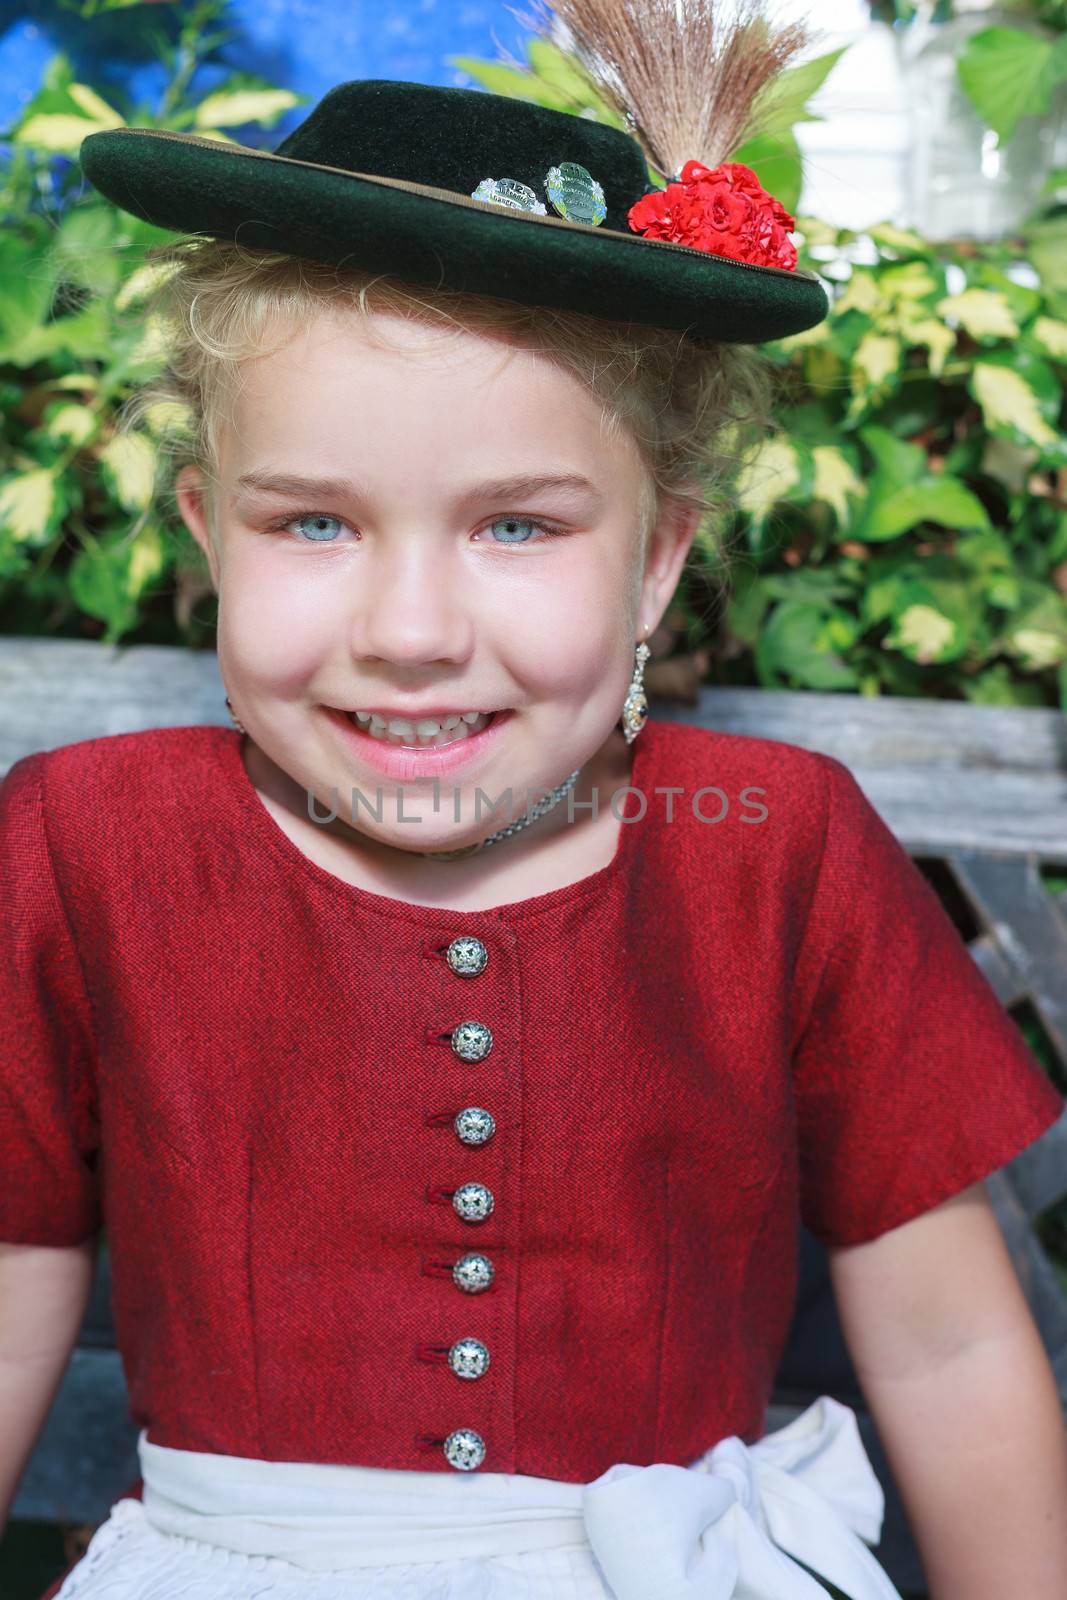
[582,1395,903,1600]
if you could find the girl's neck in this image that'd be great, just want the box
[238,728,637,913]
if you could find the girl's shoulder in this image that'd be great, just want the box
[1,723,240,876]
[10,721,234,785]
[4,723,235,803]
[641,714,842,844]
[644,714,832,785]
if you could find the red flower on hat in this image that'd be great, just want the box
[627,160,798,271]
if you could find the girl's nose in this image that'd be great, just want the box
[352,545,475,667]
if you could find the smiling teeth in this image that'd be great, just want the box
[348,710,494,746]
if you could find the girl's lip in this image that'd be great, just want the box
[323,705,514,782]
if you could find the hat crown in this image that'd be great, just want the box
[274,80,652,232]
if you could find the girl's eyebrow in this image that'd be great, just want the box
[232,469,606,508]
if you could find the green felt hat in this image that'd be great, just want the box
[79,78,829,344]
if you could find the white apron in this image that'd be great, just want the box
[52,1394,905,1600]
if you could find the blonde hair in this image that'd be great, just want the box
[119,236,777,593]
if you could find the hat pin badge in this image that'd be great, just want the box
[544,162,607,226]
[470,177,547,214]
[471,161,607,226]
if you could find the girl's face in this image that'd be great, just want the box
[176,305,697,857]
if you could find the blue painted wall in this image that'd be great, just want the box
[1,0,532,144]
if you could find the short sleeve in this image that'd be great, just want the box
[791,752,1064,1249]
[0,753,103,1246]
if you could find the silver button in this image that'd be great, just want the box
[446,937,489,978]
[453,1253,495,1293]
[451,1021,492,1062]
[449,1337,490,1379]
[444,1428,485,1470]
[453,1182,494,1223]
[454,1107,495,1146]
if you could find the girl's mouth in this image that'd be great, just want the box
[322,705,514,781]
[346,709,497,748]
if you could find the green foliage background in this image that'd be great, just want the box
[2,3,1067,712]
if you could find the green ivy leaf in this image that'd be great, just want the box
[890,603,958,662]
[858,425,926,485]
[956,26,1061,142]
[914,477,992,530]
[126,523,167,599]
[755,600,860,689]
[833,270,886,320]
[0,469,66,547]
[69,536,140,640]
[1029,315,1067,360]
[41,401,97,447]
[858,476,991,541]
[969,351,1064,454]
[865,222,931,257]
[937,288,1019,341]
[735,435,814,532]
[894,312,956,377]
[954,526,1016,576]
[193,85,303,131]
[860,558,919,627]
[447,57,559,105]
[1005,593,1067,668]
[12,70,123,154]
[883,579,975,663]
[1025,216,1067,294]
[812,445,866,526]
[525,38,605,108]
[4,302,112,368]
[760,568,853,603]
[98,432,157,513]
[879,261,943,303]
[48,204,120,300]
[749,47,849,136]
[969,263,1042,325]
[0,241,58,357]
[847,332,902,418]
[724,567,771,648]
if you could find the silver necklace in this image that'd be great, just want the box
[420,766,583,860]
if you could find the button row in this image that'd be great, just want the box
[439,937,492,1469]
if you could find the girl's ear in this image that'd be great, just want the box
[175,464,220,592]
[639,485,704,632]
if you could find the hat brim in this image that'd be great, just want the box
[80,126,829,343]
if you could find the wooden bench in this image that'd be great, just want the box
[4,635,1067,1599]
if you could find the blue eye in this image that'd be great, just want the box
[486,516,555,544]
[289,513,346,543]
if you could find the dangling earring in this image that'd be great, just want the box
[620,630,651,745]
[225,696,246,735]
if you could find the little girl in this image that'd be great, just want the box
[4,5,1067,1598]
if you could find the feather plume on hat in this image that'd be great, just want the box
[515,0,813,184]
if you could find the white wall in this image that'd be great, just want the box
[784,0,910,227]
